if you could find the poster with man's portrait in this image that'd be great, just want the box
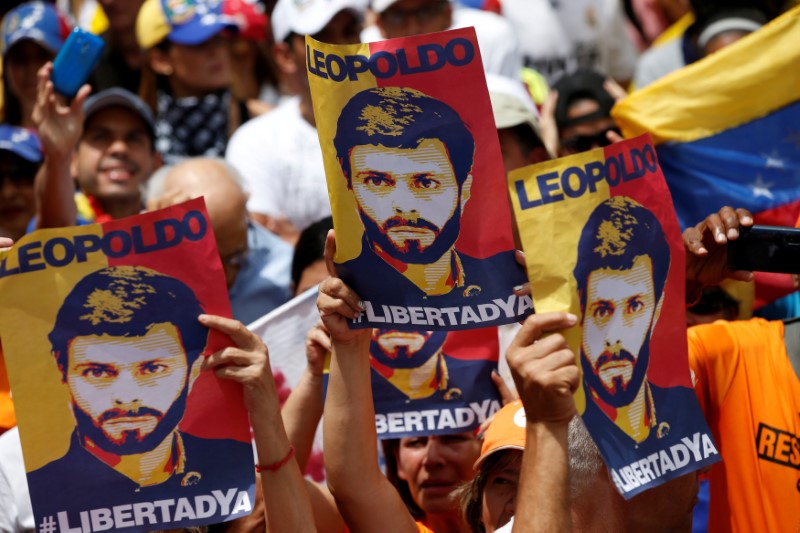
[0,199,255,531]
[307,28,532,331]
[367,326,501,438]
[508,135,720,498]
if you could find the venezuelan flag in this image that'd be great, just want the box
[613,6,800,308]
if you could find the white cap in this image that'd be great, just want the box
[271,0,368,42]
[371,0,451,13]
[486,74,542,141]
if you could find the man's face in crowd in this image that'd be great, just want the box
[370,329,447,369]
[396,432,480,514]
[378,0,452,39]
[497,128,550,175]
[559,98,618,155]
[350,138,466,264]
[0,153,37,240]
[98,0,145,32]
[74,107,155,203]
[67,323,192,455]
[284,10,362,92]
[481,451,522,533]
[581,255,656,406]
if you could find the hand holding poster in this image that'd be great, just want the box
[508,135,720,498]
[307,28,531,331]
[0,199,255,531]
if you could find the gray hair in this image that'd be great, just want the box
[568,416,604,500]
[143,157,249,203]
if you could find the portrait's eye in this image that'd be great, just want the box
[361,173,394,187]
[626,296,644,314]
[413,175,440,190]
[140,361,168,375]
[80,365,116,379]
[592,301,614,319]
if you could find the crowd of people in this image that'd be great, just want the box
[0,0,797,532]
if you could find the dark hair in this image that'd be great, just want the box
[291,216,333,291]
[573,197,670,312]
[333,87,475,188]
[457,449,521,533]
[49,266,207,381]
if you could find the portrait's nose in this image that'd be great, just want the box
[389,179,417,214]
[110,370,142,406]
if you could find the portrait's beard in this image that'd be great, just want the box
[581,331,651,408]
[370,330,447,369]
[360,202,462,265]
[73,383,189,455]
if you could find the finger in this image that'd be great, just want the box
[514,249,526,267]
[735,208,753,227]
[682,227,708,256]
[717,206,741,240]
[606,130,624,144]
[728,269,754,282]
[324,229,337,277]
[203,346,260,370]
[491,370,517,405]
[552,365,581,393]
[198,314,262,351]
[71,84,92,113]
[513,282,531,297]
[508,312,577,353]
[319,276,363,316]
[307,325,332,352]
[702,213,727,244]
[0,237,14,249]
[603,78,627,102]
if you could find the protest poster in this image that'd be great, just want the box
[307,27,531,331]
[507,135,720,498]
[324,326,501,439]
[0,199,255,532]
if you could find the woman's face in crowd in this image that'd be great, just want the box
[480,451,522,532]
[396,432,481,515]
[5,40,54,106]
[165,35,231,97]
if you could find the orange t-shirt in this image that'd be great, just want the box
[415,523,434,533]
[688,318,800,532]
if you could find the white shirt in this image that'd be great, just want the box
[225,97,331,232]
[0,427,34,533]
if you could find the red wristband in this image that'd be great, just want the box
[255,445,295,473]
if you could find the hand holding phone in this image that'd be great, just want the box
[51,28,105,99]
[727,225,800,274]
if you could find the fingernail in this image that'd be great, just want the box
[698,247,708,254]
[513,285,524,292]
[358,300,366,310]
[742,216,753,224]
[198,314,209,321]
[566,313,578,322]
[728,228,738,239]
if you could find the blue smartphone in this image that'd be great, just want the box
[51,28,105,99]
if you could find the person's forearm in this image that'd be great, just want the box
[281,368,324,472]
[35,154,77,230]
[513,421,572,533]
[250,395,317,532]
[323,334,381,499]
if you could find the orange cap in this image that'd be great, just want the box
[474,400,527,469]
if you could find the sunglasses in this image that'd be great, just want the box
[561,127,621,153]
